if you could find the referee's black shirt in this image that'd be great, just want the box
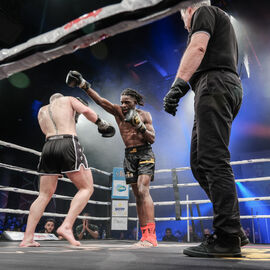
[187,6,239,87]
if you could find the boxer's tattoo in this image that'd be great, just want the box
[48,105,58,134]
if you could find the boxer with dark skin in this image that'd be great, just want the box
[66,71,157,247]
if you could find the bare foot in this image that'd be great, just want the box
[133,240,143,247]
[133,239,157,248]
[141,240,157,247]
[19,240,40,247]
[57,226,81,246]
[132,241,151,248]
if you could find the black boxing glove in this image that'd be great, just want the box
[163,77,190,116]
[95,117,115,138]
[74,97,88,123]
[66,70,91,91]
[124,109,146,133]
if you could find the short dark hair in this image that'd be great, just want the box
[165,228,172,232]
[45,219,55,224]
[121,88,144,106]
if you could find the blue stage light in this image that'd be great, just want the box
[237,182,270,243]
[32,100,42,119]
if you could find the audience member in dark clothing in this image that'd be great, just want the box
[162,228,178,242]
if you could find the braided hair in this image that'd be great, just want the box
[121,88,144,106]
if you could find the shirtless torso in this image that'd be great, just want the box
[115,108,154,147]
[38,96,97,138]
[84,90,155,147]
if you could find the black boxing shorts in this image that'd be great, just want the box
[37,134,89,175]
[123,144,155,185]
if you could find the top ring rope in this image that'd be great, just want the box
[0,162,111,191]
[155,158,270,173]
[0,140,41,156]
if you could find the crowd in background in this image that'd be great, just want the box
[0,216,26,236]
[0,215,257,243]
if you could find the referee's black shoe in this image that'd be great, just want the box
[183,233,241,258]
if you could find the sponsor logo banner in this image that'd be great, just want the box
[112,200,128,217]
[111,217,128,231]
[112,168,129,199]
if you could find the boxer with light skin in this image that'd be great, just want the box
[20,93,114,247]
[66,71,157,247]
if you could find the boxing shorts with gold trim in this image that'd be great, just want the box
[123,144,155,184]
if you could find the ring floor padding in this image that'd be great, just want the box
[0,240,270,270]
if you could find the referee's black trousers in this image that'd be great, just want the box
[190,70,243,235]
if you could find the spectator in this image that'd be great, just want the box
[244,227,252,242]
[40,219,56,234]
[130,227,138,240]
[5,216,22,232]
[182,226,201,242]
[203,228,211,240]
[21,224,27,233]
[174,230,182,242]
[75,213,99,240]
[119,231,125,240]
[162,228,178,242]
[0,220,4,237]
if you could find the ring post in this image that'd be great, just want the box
[186,194,190,242]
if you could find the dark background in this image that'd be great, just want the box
[0,0,270,241]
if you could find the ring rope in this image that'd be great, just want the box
[0,162,111,191]
[0,185,111,206]
[0,208,110,221]
[3,139,269,226]
[0,140,111,176]
[1,162,269,191]
[155,158,270,173]
[128,215,270,222]
[0,162,39,176]
[0,140,41,156]
[128,196,270,207]
[149,176,270,190]
[1,140,269,175]
[2,210,268,222]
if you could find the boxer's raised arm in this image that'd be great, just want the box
[66,70,121,117]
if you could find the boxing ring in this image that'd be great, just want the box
[1,139,270,270]
[0,1,269,267]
